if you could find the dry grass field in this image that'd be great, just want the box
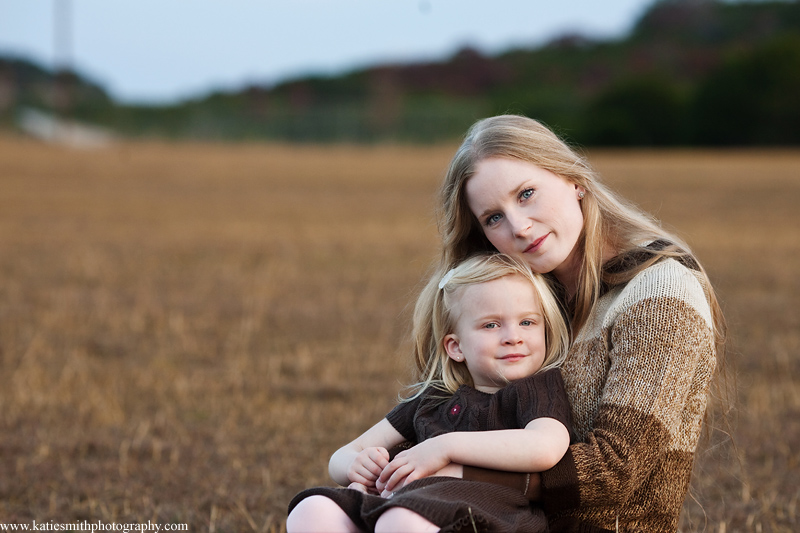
[0,136,797,532]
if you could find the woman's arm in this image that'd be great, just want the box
[465,262,717,517]
[378,417,570,492]
[329,418,407,488]
[540,265,716,515]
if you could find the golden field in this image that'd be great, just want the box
[0,136,798,532]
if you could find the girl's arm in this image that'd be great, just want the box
[328,418,407,488]
[378,417,569,492]
[450,417,569,471]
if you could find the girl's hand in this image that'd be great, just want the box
[347,447,390,489]
[376,435,452,493]
[378,462,463,498]
[347,481,381,495]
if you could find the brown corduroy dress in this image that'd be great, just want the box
[288,368,572,533]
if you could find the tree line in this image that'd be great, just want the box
[1,0,798,145]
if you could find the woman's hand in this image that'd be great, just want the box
[376,435,459,494]
[431,462,463,479]
[347,447,390,490]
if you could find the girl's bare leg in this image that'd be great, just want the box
[374,506,440,533]
[286,495,361,533]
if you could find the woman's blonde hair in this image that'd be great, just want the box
[439,114,726,344]
[404,253,569,400]
[438,114,731,436]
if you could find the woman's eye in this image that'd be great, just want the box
[520,188,534,200]
[485,213,503,226]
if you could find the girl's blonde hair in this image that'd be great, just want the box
[405,253,569,400]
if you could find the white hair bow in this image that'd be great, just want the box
[438,268,456,290]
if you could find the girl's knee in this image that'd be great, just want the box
[286,495,360,533]
[374,506,439,533]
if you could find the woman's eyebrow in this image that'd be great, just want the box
[476,186,523,220]
[476,206,497,220]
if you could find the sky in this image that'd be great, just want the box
[0,0,656,105]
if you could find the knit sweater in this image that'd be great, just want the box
[467,256,717,532]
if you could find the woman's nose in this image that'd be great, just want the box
[508,212,531,238]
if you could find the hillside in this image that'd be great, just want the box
[2,0,799,145]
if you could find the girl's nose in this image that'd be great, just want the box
[503,329,523,345]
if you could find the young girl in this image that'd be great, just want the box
[287,253,573,533]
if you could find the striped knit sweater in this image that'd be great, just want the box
[542,256,717,532]
[465,255,717,532]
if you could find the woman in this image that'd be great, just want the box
[377,115,727,532]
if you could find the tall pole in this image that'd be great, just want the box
[53,0,72,117]
[53,0,72,72]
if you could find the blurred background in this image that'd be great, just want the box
[1,1,799,532]
[2,0,799,146]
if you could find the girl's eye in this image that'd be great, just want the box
[520,188,534,201]
[520,319,535,326]
[483,323,499,329]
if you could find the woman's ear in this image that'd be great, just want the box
[444,334,464,362]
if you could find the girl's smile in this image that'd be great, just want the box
[443,274,547,393]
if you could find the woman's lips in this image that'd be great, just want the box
[524,233,549,253]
